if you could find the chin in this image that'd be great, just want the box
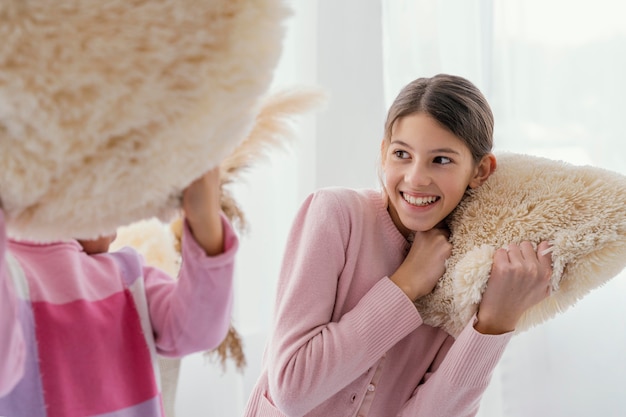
[402,218,443,233]
[412,225,438,233]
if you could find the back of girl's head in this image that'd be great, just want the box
[383,74,494,162]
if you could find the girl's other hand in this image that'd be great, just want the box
[390,226,452,301]
[474,240,553,334]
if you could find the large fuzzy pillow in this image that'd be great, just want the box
[415,153,626,337]
[0,0,290,241]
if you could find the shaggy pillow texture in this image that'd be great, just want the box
[415,153,626,338]
[0,0,290,241]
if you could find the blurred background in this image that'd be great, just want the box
[175,1,626,415]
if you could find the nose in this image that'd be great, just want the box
[405,161,432,186]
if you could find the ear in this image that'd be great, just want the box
[469,153,496,189]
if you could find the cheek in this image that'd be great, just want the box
[436,172,469,197]
[381,167,399,192]
[381,156,402,183]
[450,178,474,203]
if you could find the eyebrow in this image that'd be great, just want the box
[429,147,462,155]
[390,140,462,156]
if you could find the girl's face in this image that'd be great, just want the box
[382,112,494,238]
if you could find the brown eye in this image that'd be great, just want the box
[394,150,410,159]
[433,156,452,164]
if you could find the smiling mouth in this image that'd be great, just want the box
[402,193,439,207]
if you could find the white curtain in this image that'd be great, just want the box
[175,1,388,414]
[383,1,626,416]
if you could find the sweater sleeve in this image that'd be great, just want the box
[398,316,512,417]
[144,213,239,357]
[0,211,26,397]
[266,191,423,416]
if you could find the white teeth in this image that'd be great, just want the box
[403,193,438,206]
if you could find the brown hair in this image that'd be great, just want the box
[382,74,494,163]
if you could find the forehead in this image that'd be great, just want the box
[390,113,470,153]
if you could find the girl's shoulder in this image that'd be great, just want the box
[305,187,387,227]
[309,186,383,209]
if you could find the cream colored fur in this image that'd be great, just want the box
[415,153,626,337]
[0,0,290,242]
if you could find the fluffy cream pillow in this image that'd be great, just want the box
[0,0,289,241]
[415,153,626,337]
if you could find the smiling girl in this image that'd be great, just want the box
[243,74,553,417]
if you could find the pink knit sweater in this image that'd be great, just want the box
[244,187,512,417]
[0,210,238,417]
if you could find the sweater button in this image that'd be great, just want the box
[367,383,376,392]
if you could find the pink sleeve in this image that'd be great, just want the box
[398,316,512,417]
[144,213,238,357]
[266,192,423,416]
[0,211,26,397]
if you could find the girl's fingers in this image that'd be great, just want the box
[518,241,536,261]
[493,247,510,264]
[537,241,553,268]
[504,243,523,263]
[504,241,551,263]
